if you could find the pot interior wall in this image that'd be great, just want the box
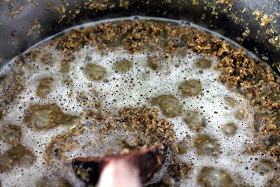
[0,0,279,74]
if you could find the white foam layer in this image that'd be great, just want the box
[0,17,277,187]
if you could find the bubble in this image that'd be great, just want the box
[151,95,182,118]
[256,161,273,175]
[194,134,220,156]
[37,177,73,187]
[167,159,190,179]
[195,58,212,69]
[174,141,188,155]
[184,110,206,132]
[114,59,133,72]
[0,145,36,172]
[147,56,160,70]
[266,178,280,187]
[23,104,79,130]
[36,77,53,98]
[0,156,14,172]
[197,167,234,187]
[40,52,54,66]
[85,56,92,62]
[61,60,72,74]
[178,79,202,97]
[224,97,237,108]
[147,177,174,187]
[222,122,237,136]
[0,124,22,145]
[235,110,245,120]
[253,112,269,133]
[83,63,106,81]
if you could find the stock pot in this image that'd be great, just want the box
[0,0,279,75]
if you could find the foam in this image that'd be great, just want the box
[0,17,277,187]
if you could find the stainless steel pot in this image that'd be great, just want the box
[0,0,280,75]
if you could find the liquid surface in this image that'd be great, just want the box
[0,17,279,187]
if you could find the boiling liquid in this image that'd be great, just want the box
[0,17,277,187]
